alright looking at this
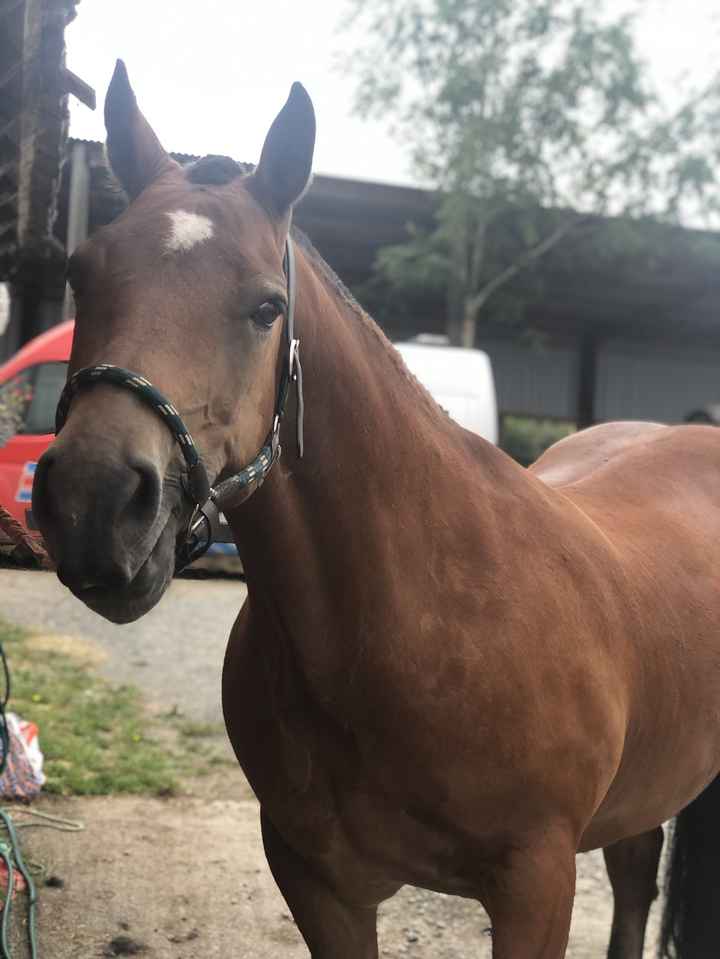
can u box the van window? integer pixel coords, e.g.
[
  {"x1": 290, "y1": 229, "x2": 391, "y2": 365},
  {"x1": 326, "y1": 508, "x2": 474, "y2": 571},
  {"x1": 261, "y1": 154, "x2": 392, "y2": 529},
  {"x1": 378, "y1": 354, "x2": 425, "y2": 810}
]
[{"x1": 0, "y1": 362, "x2": 68, "y2": 441}]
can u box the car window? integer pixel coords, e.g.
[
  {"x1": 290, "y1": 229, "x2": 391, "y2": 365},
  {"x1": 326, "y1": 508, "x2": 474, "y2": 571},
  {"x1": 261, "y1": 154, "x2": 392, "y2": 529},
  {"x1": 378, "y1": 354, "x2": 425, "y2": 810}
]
[
  {"x1": 0, "y1": 362, "x2": 68, "y2": 443},
  {"x1": 0, "y1": 368, "x2": 33, "y2": 447},
  {"x1": 22, "y1": 362, "x2": 68, "y2": 434}
]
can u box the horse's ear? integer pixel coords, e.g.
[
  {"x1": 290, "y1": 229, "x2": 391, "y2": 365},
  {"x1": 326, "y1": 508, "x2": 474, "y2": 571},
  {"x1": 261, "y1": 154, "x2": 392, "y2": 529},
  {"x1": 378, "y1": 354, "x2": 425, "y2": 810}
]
[
  {"x1": 250, "y1": 83, "x2": 316, "y2": 219},
  {"x1": 104, "y1": 60, "x2": 177, "y2": 199}
]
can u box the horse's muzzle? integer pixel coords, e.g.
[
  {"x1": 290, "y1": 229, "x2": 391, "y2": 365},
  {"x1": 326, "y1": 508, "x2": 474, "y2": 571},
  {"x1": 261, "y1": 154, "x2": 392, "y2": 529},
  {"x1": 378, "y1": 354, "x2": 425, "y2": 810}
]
[{"x1": 32, "y1": 441, "x2": 167, "y2": 595}]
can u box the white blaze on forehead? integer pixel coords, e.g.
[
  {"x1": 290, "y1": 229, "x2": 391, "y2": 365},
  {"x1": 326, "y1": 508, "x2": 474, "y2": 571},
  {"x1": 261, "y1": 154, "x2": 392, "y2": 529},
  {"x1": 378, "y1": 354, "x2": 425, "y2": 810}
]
[{"x1": 165, "y1": 210, "x2": 214, "y2": 253}]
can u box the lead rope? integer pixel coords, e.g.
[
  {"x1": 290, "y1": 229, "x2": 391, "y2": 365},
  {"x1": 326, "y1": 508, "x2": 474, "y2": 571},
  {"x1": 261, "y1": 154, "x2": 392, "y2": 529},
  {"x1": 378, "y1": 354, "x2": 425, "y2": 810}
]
[{"x1": 0, "y1": 508, "x2": 51, "y2": 570}]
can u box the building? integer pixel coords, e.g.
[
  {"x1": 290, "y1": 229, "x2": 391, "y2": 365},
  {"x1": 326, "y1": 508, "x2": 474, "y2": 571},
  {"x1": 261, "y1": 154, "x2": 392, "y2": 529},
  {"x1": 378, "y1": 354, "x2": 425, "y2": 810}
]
[{"x1": 4, "y1": 134, "x2": 720, "y2": 436}]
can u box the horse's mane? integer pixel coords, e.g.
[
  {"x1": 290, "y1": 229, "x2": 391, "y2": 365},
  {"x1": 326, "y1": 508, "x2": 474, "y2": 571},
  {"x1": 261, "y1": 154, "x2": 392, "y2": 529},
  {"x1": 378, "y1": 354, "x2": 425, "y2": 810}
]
[
  {"x1": 292, "y1": 228, "x2": 450, "y2": 426},
  {"x1": 185, "y1": 155, "x2": 253, "y2": 184}
]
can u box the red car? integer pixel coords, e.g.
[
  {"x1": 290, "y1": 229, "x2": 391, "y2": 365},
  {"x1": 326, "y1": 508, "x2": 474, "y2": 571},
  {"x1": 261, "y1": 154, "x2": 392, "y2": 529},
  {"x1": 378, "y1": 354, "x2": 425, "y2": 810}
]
[{"x1": 0, "y1": 321, "x2": 72, "y2": 541}]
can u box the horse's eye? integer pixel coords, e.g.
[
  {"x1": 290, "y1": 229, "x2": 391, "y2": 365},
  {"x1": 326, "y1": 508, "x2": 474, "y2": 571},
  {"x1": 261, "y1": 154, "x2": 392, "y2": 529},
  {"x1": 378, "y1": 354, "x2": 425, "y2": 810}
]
[{"x1": 250, "y1": 301, "x2": 282, "y2": 330}]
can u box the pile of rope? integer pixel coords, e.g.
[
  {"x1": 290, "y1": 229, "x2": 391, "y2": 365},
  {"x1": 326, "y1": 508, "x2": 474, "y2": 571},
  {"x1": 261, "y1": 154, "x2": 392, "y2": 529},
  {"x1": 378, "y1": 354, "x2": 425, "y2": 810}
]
[
  {"x1": 0, "y1": 508, "x2": 52, "y2": 570},
  {"x1": 0, "y1": 808, "x2": 84, "y2": 959}
]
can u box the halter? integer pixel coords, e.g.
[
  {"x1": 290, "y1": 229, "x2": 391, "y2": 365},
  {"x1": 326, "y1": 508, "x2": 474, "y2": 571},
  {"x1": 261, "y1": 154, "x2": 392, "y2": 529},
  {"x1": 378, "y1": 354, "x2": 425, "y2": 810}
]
[{"x1": 54, "y1": 235, "x2": 304, "y2": 573}]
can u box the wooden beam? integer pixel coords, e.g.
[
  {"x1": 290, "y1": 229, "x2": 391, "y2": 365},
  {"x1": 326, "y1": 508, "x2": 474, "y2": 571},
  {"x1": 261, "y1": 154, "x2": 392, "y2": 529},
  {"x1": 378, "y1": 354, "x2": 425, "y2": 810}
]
[{"x1": 60, "y1": 67, "x2": 96, "y2": 111}]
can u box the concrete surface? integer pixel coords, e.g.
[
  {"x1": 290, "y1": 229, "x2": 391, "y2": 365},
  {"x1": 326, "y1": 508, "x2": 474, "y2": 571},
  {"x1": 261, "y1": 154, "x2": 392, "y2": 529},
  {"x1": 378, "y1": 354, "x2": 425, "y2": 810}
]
[{"x1": 1, "y1": 568, "x2": 243, "y2": 721}]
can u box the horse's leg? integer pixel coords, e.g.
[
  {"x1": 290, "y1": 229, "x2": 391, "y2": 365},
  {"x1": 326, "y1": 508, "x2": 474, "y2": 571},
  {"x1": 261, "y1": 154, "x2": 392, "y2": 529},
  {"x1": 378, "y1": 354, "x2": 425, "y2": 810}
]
[
  {"x1": 604, "y1": 827, "x2": 664, "y2": 959},
  {"x1": 482, "y1": 833, "x2": 577, "y2": 959},
  {"x1": 260, "y1": 809, "x2": 380, "y2": 959}
]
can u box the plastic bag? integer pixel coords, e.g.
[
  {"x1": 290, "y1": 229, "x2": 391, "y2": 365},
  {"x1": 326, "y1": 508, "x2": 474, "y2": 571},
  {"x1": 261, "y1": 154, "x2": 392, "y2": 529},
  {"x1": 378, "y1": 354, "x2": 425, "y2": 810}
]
[{"x1": 0, "y1": 713, "x2": 45, "y2": 801}]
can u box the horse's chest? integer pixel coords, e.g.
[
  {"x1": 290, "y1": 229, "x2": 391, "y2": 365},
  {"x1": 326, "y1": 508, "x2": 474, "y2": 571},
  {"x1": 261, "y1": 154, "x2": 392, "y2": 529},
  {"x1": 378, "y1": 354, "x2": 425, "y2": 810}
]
[
  {"x1": 225, "y1": 665, "x2": 518, "y2": 898},
  {"x1": 223, "y1": 640, "x2": 478, "y2": 893},
  {"x1": 254, "y1": 741, "x2": 485, "y2": 898}
]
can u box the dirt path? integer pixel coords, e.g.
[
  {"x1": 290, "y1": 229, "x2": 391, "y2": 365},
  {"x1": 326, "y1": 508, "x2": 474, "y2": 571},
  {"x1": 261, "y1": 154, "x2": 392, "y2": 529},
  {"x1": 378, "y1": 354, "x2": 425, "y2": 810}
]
[
  {"x1": 14, "y1": 788, "x2": 662, "y2": 959},
  {"x1": 0, "y1": 569, "x2": 663, "y2": 957}
]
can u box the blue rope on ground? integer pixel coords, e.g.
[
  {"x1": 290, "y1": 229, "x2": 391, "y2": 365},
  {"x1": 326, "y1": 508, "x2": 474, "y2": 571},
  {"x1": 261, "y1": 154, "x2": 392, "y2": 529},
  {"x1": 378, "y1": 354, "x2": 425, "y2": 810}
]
[
  {"x1": 0, "y1": 642, "x2": 11, "y2": 781},
  {"x1": 0, "y1": 810, "x2": 37, "y2": 959}
]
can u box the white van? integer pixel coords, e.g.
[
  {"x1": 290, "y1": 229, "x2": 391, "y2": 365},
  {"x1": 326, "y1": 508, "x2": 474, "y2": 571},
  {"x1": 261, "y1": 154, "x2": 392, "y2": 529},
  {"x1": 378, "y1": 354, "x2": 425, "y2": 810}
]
[{"x1": 394, "y1": 337, "x2": 498, "y2": 444}]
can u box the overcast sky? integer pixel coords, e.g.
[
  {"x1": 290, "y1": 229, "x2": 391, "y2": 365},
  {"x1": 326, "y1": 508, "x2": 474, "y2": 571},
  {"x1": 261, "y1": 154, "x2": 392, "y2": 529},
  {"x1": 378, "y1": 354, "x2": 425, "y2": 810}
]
[{"x1": 66, "y1": 0, "x2": 719, "y2": 187}]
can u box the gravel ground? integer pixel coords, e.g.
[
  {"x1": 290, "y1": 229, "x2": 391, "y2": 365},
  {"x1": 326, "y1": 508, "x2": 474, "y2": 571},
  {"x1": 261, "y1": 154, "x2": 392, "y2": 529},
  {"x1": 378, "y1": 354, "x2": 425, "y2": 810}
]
[{"x1": 0, "y1": 568, "x2": 663, "y2": 957}]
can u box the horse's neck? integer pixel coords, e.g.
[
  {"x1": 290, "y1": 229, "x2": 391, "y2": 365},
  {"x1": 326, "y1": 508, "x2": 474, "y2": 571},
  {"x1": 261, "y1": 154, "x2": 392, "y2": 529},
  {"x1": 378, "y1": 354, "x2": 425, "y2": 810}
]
[{"x1": 227, "y1": 251, "x2": 520, "y2": 680}]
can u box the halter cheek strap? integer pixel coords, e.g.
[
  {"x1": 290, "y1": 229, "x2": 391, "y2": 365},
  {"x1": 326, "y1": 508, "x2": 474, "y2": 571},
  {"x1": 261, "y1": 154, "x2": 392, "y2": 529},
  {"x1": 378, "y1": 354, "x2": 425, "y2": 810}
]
[
  {"x1": 55, "y1": 365, "x2": 212, "y2": 504},
  {"x1": 54, "y1": 234, "x2": 303, "y2": 573}
]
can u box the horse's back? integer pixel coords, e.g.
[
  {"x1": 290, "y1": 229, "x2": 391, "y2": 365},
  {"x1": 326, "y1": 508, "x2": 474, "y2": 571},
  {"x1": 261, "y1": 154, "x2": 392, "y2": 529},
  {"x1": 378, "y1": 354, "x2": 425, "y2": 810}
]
[
  {"x1": 530, "y1": 421, "x2": 666, "y2": 488},
  {"x1": 531, "y1": 420, "x2": 720, "y2": 508}
]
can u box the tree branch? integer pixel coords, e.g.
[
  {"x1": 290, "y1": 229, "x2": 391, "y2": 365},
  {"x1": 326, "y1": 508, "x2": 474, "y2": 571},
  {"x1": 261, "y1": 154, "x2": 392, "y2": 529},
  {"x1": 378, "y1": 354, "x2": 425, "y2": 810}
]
[{"x1": 467, "y1": 213, "x2": 593, "y2": 317}]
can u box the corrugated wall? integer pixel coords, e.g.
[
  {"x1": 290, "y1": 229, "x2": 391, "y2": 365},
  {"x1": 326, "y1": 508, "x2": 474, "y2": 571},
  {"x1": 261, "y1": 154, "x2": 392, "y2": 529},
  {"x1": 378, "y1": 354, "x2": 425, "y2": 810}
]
[
  {"x1": 481, "y1": 339, "x2": 579, "y2": 421},
  {"x1": 596, "y1": 341, "x2": 720, "y2": 423},
  {"x1": 482, "y1": 337, "x2": 720, "y2": 425}
]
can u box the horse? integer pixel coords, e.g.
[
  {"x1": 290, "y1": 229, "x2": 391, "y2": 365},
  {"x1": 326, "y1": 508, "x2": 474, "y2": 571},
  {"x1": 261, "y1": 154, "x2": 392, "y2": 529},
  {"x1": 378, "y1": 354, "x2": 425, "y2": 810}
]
[{"x1": 31, "y1": 61, "x2": 720, "y2": 959}]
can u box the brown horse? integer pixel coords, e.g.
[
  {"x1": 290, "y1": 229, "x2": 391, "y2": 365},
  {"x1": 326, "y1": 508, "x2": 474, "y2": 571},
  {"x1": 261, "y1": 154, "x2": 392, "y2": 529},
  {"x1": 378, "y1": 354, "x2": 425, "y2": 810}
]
[{"x1": 32, "y1": 63, "x2": 720, "y2": 959}]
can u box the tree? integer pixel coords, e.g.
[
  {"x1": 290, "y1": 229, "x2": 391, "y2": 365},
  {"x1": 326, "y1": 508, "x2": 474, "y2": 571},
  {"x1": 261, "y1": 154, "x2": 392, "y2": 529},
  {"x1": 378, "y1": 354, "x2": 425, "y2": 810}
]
[{"x1": 347, "y1": 0, "x2": 720, "y2": 346}]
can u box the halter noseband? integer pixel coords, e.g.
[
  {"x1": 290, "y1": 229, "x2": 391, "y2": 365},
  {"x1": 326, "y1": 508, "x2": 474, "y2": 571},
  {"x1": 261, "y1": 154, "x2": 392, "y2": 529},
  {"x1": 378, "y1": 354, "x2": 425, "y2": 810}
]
[{"x1": 54, "y1": 235, "x2": 303, "y2": 573}]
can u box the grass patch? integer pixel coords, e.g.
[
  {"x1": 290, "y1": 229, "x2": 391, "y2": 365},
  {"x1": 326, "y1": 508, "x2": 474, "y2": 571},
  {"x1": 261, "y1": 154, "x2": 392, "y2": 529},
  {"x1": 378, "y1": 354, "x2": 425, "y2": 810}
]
[
  {"x1": 0, "y1": 619, "x2": 197, "y2": 796},
  {"x1": 178, "y1": 720, "x2": 225, "y2": 739}
]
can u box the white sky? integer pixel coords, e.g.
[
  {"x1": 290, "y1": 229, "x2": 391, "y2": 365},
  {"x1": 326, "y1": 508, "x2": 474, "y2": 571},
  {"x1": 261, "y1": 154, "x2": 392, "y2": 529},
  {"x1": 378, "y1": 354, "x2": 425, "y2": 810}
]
[{"x1": 66, "y1": 0, "x2": 719, "y2": 187}]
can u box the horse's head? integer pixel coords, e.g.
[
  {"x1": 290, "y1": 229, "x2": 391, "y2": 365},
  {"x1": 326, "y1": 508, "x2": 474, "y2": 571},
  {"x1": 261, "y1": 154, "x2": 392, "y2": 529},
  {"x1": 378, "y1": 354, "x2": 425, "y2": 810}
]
[{"x1": 32, "y1": 61, "x2": 315, "y2": 623}]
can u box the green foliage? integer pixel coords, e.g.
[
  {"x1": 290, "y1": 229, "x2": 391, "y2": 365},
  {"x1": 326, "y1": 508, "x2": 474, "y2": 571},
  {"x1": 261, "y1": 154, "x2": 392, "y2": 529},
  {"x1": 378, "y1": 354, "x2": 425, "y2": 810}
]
[
  {"x1": 0, "y1": 372, "x2": 32, "y2": 448},
  {"x1": 501, "y1": 414, "x2": 576, "y2": 467},
  {"x1": 346, "y1": 0, "x2": 720, "y2": 342}
]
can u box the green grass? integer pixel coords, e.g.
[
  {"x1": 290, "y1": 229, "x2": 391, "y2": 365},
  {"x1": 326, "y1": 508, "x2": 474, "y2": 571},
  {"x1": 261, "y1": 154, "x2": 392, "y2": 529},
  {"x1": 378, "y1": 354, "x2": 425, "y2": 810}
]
[
  {"x1": 0, "y1": 619, "x2": 208, "y2": 796},
  {"x1": 178, "y1": 720, "x2": 225, "y2": 739}
]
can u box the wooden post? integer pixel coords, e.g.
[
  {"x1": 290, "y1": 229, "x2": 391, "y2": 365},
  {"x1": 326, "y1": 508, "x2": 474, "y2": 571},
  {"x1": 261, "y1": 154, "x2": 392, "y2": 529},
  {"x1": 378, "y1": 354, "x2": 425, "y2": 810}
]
[
  {"x1": 64, "y1": 141, "x2": 90, "y2": 316},
  {"x1": 576, "y1": 333, "x2": 598, "y2": 429}
]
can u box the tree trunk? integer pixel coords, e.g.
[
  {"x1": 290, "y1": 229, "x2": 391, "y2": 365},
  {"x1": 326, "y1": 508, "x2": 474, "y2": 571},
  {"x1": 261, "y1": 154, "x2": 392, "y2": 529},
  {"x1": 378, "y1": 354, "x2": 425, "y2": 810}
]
[
  {"x1": 460, "y1": 297, "x2": 478, "y2": 349},
  {"x1": 446, "y1": 206, "x2": 489, "y2": 347},
  {"x1": 445, "y1": 256, "x2": 467, "y2": 346},
  {"x1": 450, "y1": 214, "x2": 593, "y2": 350}
]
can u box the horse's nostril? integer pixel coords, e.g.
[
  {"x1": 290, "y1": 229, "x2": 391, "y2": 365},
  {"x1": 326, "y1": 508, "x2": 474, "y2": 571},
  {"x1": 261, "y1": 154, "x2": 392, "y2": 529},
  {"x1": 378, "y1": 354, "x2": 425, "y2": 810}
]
[
  {"x1": 33, "y1": 447, "x2": 166, "y2": 594},
  {"x1": 32, "y1": 447, "x2": 59, "y2": 527},
  {"x1": 125, "y1": 457, "x2": 162, "y2": 522},
  {"x1": 57, "y1": 558, "x2": 132, "y2": 593}
]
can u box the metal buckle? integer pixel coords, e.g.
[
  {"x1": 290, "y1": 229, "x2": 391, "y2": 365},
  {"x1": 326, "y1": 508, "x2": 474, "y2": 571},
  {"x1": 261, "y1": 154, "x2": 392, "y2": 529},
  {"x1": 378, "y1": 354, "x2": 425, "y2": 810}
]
[
  {"x1": 289, "y1": 338, "x2": 300, "y2": 381},
  {"x1": 175, "y1": 497, "x2": 220, "y2": 573}
]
